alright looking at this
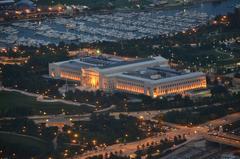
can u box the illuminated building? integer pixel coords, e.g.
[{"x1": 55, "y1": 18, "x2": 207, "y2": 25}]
[
  {"x1": 49, "y1": 55, "x2": 206, "y2": 98},
  {"x1": 45, "y1": 117, "x2": 73, "y2": 131},
  {"x1": 0, "y1": 56, "x2": 29, "y2": 65},
  {"x1": 184, "y1": 88, "x2": 211, "y2": 100}
]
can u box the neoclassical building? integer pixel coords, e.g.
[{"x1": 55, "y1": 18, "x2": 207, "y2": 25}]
[{"x1": 49, "y1": 55, "x2": 206, "y2": 97}]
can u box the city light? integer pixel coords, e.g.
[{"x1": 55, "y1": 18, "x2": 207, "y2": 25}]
[
  {"x1": 92, "y1": 140, "x2": 97, "y2": 145},
  {"x1": 25, "y1": 9, "x2": 31, "y2": 14},
  {"x1": 15, "y1": 11, "x2": 22, "y2": 15}
]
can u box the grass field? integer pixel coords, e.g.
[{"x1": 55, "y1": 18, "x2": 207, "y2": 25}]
[
  {"x1": 0, "y1": 131, "x2": 52, "y2": 157},
  {"x1": 172, "y1": 47, "x2": 234, "y2": 67},
  {"x1": 0, "y1": 91, "x2": 94, "y2": 117}
]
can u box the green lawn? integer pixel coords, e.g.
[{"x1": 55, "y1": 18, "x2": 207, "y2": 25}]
[
  {"x1": 0, "y1": 131, "x2": 52, "y2": 157},
  {"x1": 0, "y1": 91, "x2": 94, "y2": 117},
  {"x1": 172, "y1": 47, "x2": 233, "y2": 67}
]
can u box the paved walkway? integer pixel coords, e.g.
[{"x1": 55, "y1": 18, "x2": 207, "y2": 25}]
[{"x1": 1, "y1": 87, "x2": 96, "y2": 108}]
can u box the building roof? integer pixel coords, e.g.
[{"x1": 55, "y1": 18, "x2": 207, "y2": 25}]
[
  {"x1": 80, "y1": 56, "x2": 123, "y2": 68},
  {"x1": 99, "y1": 57, "x2": 153, "y2": 69},
  {"x1": 115, "y1": 70, "x2": 205, "y2": 85},
  {"x1": 123, "y1": 67, "x2": 184, "y2": 81},
  {"x1": 60, "y1": 60, "x2": 93, "y2": 70},
  {"x1": 97, "y1": 56, "x2": 168, "y2": 73},
  {"x1": 53, "y1": 56, "x2": 168, "y2": 72}
]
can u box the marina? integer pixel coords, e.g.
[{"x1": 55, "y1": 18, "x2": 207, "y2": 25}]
[{"x1": 0, "y1": 0, "x2": 239, "y2": 47}]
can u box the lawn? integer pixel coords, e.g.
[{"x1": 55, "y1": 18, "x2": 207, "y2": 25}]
[
  {"x1": 0, "y1": 131, "x2": 52, "y2": 158},
  {"x1": 172, "y1": 47, "x2": 233, "y2": 67},
  {"x1": 0, "y1": 91, "x2": 94, "y2": 117}
]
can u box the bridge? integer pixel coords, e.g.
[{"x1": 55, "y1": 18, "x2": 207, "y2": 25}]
[{"x1": 204, "y1": 133, "x2": 240, "y2": 148}]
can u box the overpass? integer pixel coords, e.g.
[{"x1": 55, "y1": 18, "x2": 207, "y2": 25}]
[
  {"x1": 204, "y1": 133, "x2": 240, "y2": 148},
  {"x1": 203, "y1": 112, "x2": 240, "y2": 129}
]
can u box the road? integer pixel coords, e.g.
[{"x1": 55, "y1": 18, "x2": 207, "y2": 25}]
[
  {"x1": 203, "y1": 112, "x2": 240, "y2": 128},
  {"x1": 1, "y1": 87, "x2": 240, "y2": 158},
  {"x1": 204, "y1": 133, "x2": 240, "y2": 148},
  {"x1": 111, "y1": 103, "x2": 222, "y2": 122},
  {"x1": 0, "y1": 105, "x2": 116, "y2": 124},
  {"x1": 72, "y1": 112, "x2": 240, "y2": 159},
  {"x1": 74, "y1": 131, "x2": 201, "y2": 159}
]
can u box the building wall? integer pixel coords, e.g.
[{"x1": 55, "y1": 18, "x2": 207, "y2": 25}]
[
  {"x1": 49, "y1": 63, "x2": 60, "y2": 78},
  {"x1": 81, "y1": 68, "x2": 100, "y2": 88},
  {"x1": 110, "y1": 73, "x2": 207, "y2": 98},
  {"x1": 113, "y1": 78, "x2": 145, "y2": 94},
  {"x1": 152, "y1": 75, "x2": 207, "y2": 97},
  {"x1": 49, "y1": 63, "x2": 81, "y2": 81}
]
